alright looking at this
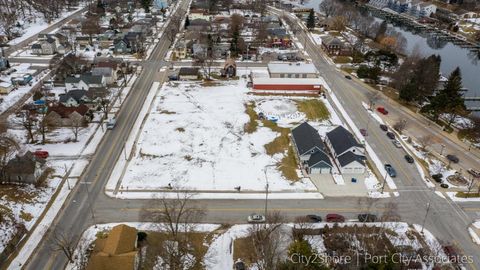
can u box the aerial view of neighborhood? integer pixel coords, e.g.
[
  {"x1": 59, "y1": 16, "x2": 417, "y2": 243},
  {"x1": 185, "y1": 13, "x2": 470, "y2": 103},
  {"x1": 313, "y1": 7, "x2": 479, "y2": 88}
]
[{"x1": 0, "y1": 0, "x2": 480, "y2": 268}]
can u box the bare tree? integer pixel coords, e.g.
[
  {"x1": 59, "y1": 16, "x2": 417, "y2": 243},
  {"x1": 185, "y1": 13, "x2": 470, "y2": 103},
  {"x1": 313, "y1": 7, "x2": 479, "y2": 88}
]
[
  {"x1": 319, "y1": 0, "x2": 339, "y2": 18},
  {"x1": 0, "y1": 136, "x2": 19, "y2": 180},
  {"x1": 248, "y1": 211, "x2": 287, "y2": 270},
  {"x1": 393, "y1": 119, "x2": 407, "y2": 133},
  {"x1": 69, "y1": 112, "x2": 84, "y2": 142},
  {"x1": 51, "y1": 229, "x2": 76, "y2": 263},
  {"x1": 21, "y1": 109, "x2": 36, "y2": 143},
  {"x1": 140, "y1": 190, "x2": 206, "y2": 270},
  {"x1": 292, "y1": 216, "x2": 314, "y2": 241},
  {"x1": 166, "y1": 13, "x2": 183, "y2": 44},
  {"x1": 367, "y1": 91, "x2": 381, "y2": 110},
  {"x1": 418, "y1": 135, "x2": 434, "y2": 151}
]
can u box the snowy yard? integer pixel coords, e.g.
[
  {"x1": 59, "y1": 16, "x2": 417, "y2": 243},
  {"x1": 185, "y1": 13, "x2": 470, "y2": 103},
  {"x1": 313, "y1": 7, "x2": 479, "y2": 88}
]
[
  {"x1": 121, "y1": 79, "x2": 319, "y2": 192},
  {"x1": 67, "y1": 221, "x2": 449, "y2": 270}
]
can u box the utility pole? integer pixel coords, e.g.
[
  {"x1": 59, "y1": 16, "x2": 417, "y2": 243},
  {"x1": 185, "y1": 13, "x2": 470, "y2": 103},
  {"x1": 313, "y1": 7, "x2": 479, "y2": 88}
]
[
  {"x1": 421, "y1": 186, "x2": 435, "y2": 234},
  {"x1": 440, "y1": 144, "x2": 446, "y2": 156},
  {"x1": 381, "y1": 171, "x2": 388, "y2": 194}
]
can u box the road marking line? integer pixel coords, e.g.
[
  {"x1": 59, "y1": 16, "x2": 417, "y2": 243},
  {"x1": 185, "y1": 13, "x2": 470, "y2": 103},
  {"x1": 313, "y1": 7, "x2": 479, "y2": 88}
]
[{"x1": 121, "y1": 207, "x2": 388, "y2": 212}]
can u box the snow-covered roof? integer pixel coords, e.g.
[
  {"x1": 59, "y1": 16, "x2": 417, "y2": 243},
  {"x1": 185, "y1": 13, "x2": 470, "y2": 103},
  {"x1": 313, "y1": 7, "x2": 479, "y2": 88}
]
[
  {"x1": 268, "y1": 62, "x2": 318, "y2": 75},
  {"x1": 0, "y1": 82, "x2": 12, "y2": 87},
  {"x1": 252, "y1": 77, "x2": 324, "y2": 85}
]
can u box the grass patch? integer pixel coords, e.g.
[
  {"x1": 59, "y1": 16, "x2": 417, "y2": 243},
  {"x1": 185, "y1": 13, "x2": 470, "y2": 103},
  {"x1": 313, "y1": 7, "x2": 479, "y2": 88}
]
[
  {"x1": 184, "y1": 155, "x2": 193, "y2": 161},
  {"x1": 333, "y1": 56, "x2": 352, "y2": 64},
  {"x1": 176, "y1": 127, "x2": 185, "y2": 132},
  {"x1": 341, "y1": 67, "x2": 355, "y2": 74},
  {"x1": 295, "y1": 99, "x2": 330, "y2": 121},
  {"x1": 19, "y1": 211, "x2": 33, "y2": 222},
  {"x1": 280, "y1": 146, "x2": 300, "y2": 181},
  {"x1": 244, "y1": 102, "x2": 258, "y2": 134},
  {"x1": 159, "y1": 110, "x2": 176, "y2": 114},
  {"x1": 456, "y1": 192, "x2": 480, "y2": 198},
  {"x1": 263, "y1": 120, "x2": 290, "y2": 156},
  {"x1": 233, "y1": 236, "x2": 256, "y2": 266},
  {"x1": 0, "y1": 185, "x2": 38, "y2": 203}
]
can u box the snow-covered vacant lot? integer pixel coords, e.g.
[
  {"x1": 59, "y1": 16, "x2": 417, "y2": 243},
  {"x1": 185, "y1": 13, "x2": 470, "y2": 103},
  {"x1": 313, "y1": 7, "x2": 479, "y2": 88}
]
[{"x1": 121, "y1": 79, "x2": 321, "y2": 192}]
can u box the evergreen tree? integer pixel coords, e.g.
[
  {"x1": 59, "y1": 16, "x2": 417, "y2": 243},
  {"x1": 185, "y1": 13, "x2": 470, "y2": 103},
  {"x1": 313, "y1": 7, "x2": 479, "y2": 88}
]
[
  {"x1": 141, "y1": 0, "x2": 152, "y2": 13},
  {"x1": 307, "y1": 9, "x2": 316, "y2": 30},
  {"x1": 375, "y1": 20, "x2": 388, "y2": 42},
  {"x1": 399, "y1": 80, "x2": 417, "y2": 102},
  {"x1": 184, "y1": 16, "x2": 190, "y2": 29},
  {"x1": 427, "y1": 67, "x2": 465, "y2": 122}
]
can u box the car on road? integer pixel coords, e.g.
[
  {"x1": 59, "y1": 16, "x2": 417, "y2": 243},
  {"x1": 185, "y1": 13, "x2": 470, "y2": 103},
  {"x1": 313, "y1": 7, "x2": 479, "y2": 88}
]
[
  {"x1": 326, "y1": 214, "x2": 345, "y2": 222},
  {"x1": 377, "y1": 106, "x2": 388, "y2": 115},
  {"x1": 400, "y1": 135, "x2": 409, "y2": 141},
  {"x1": 446, "y1": 154, "x2": 459, "y2": 163},
  {"x1": 384, "y1": 164, "x2": 396, "y2": 177},
  {"x1": 380, "y1": 124, "x2": 388, "y2": 131},
  {"x1": 247, "y1": 213, "x2": 266, "y2": 223},
  {"x1": 467, "y1": 168, "x2": 480, "y2": 178},
  {"x1": 358, "y1": 214, "x2": 377, "y2": 222},
  {"x1": 34, "y1": 150, "x2": 49, "y2": 159},
  {"x1": 106, "y1": 118, "x2": 116, "y2": 129},
  {"x1": 360, "y1": 128, "x2": 367, "y2": 136},
  {"x1": 306, "y1": 215, "x2": 322, "y2": 222},
  {"x1": 392, "y1": 140, "x2": 402, "y2": 148},
  {"x1": 404, "y1": 155, "x2": 414, "y2": 163},
  {"x1": 431, "y1": 173, "x2": 443, "y2": 183},
  {"x1": 386, "y1": 132, "x2": 395, "y2": 140},
  {"x1": 440, "y1": 183, "x2": 449, "y2": 189},
  {"x1": 345, "y1": 75, "x2": 352, "y2": 80}
]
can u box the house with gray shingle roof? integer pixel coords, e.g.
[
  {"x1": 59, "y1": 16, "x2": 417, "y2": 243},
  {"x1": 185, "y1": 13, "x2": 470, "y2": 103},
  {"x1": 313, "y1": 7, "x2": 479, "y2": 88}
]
[
  {"x1": 325, "y1": 126, "x2": 366, "y2": 174},
  {"x1": 291, "y1": 122, "x2": 332, "y2": 174},
  {"x1": 3, "y1": 151, "x2": 46, "y2": 184},
  {"x1": 59, "y1": 89, "x2": 91, "y2": 107},
  {"x1": 65, "y1": 73, "x2": 106, "y2": 91}
]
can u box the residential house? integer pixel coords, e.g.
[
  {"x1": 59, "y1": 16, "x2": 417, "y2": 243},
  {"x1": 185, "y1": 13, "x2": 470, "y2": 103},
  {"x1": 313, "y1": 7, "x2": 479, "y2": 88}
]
[
  {"x1": 192, "y1": 43, "x2": 207, "y2": 58},
  {"x1": 325, "y1": 126, "x2": 366, "y2": 174},
  {"x1": 65, "y1": 74, "x2": 106, "y2": 91},
  {"x1": 123, "y1": 32, "x2": 144, "y2": 53},
  {"x1": 59, "y1": 90, "x2": 92, "y2": 107},
  {"x1": 92, "y1": 67, "x2": 116, "y2": 85},
  {"x1": 213, "y1": 43, "x2": 230, "y2": 58},
  {"x1": 291, "y1": 122, "x2": 332, "y2": 174},
  {"x1": 459, "y1": 11, "x2": 479, "y2": 19},
  {"x1": 31, "y1": 36, "x2": 58, "y2": 55},
  {"x1": 388, "y1": 0, "x2": 412, "y2": 13},
  {"x1": 187, "y1": 18, "x2": 211, "y2": 31},
  {"x1": 0, "y1": 82, "x2": 14, "y2": 94},
  {"x1": 411, "y1": 2, "x2": 437, "y2": 17},
  {"x1": 321, "y1": 36, "x2": 350, "y2": 56},
  {"x1": 221, "y1": 58, "x2": 236, "y2": 77},
  {"x1": 178, "y1": 67, "x2": 199, "y2": 80},
  {"x1": 267, "y1": 28, "x2": 291, "y2": 48},
  {"x1": 76, "y1": 36, "x2": 91, "y2": 47},
  {"x1": 268, "y1": 62, "x2": 318, "y2": 78},
  {"x1": 114, "y1": 38, "x2": 131, "y2": 54},
  {"x1": 86, "y1": 224, "x2": 138, "y2": 270},
  {"x1": 173, "y1": 41, "x2": 188, "y2": 59},
  {"x1": 2, "y1": 152, "x2": 46, "y2": 185},
  {"x1": 189, "y1": 9, "x2": 211, "y2": 20},
  {"x1": 46, "y1": 104, "x2": 91, "y2": 126}
]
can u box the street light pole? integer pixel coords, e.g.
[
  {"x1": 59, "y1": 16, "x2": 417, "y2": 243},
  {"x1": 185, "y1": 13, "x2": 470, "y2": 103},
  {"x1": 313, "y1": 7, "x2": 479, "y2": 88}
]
[
  {"x1": 381, "y1": 171, "x2": 388, "y2": 194},
  {"x1": 440, "y1": 144, "x2": 445, "y2": 156},
  {"x1": 421, "y1": 186, "x2": 435, "y2": 234}
]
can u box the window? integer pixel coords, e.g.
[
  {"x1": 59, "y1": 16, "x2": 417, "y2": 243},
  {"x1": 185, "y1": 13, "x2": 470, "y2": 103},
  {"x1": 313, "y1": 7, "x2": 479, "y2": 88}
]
[
  {"x1": 280, "y1": 74, "x2": 285, "y2": 78},
  {"x1": 302, "y1": 74, "x2": 307, "y2": 78},
  {"x1": 288, "y1": 74, "x2": 292, "y2": 78},
  {"x1": 295, "y1": 74, "x2": 299, "y2": 78}
]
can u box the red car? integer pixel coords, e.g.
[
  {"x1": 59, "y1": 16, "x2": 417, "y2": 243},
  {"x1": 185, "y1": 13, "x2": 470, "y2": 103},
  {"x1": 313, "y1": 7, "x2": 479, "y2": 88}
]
[
  {"x1": 360, "y1": 128, "x2": 367, "y2": 136},
  {"x1": 377, "y1": 106, "x2": 388, "y2": 115},
  {"x1": 34, "y1": 150, "x2": 49, "y2": 159},
  {"x1": 326, "y1": 213, "x2": 345, "y2": 223}
]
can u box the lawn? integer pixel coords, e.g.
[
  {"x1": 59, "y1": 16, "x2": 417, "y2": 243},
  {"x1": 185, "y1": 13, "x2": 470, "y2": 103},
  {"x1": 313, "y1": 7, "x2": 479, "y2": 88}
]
[
  {"x1": 333, "y1": 56, "x2": 352, "y2": 64},
  {"x1": 295, "y1": 99, "x2": 330, "y2": 121},
  {"x1": 456, "y1": 192, "x2": 480, "y2": 198},
  {"x1": 244, "y1": 102, "x2": 258, "y2": 134}
]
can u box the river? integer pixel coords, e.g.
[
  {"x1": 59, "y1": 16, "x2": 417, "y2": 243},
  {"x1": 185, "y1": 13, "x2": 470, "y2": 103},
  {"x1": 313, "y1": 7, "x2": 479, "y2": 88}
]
[{"x1": 300, "y1": 0, "x2": 480, "y2": 108}]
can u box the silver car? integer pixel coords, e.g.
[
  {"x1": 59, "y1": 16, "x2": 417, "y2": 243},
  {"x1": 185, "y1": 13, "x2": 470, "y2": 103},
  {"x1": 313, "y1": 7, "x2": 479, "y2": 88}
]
[{"x1": 247, "y1": 213, "x2": 266, "y2": 223}]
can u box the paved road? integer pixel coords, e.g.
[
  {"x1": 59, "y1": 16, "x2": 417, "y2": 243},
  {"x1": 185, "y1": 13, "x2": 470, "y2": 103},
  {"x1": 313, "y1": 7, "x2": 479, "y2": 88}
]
[
  {"x1": 18, "y1": 1, "x2": 190, "y2": 269},
  {"x1": 269, "y1": 6, "x2": 480, "y2": 269},
  {"x1": 2, "y1": 7, "x2": 87, "y2": 58},
  {"x1": 11, "y1": 4, "x2": 479, "y2": 270}
]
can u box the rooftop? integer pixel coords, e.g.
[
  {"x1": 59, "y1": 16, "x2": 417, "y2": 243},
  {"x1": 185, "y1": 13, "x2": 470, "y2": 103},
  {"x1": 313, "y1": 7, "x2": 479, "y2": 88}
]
[{"x1": 268, "y1": 62, "x2": 318, "y2": 75}]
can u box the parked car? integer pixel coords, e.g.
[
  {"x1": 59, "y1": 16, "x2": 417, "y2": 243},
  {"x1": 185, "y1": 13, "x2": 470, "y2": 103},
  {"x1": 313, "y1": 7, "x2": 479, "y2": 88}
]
[
  {"x1": 431, "y1": 173, "x2": 443, "y2": 183},
  {"x1": 377, "y1": 106, "x2": 388, "y2": 115},
  {"x1": 234, "y1": 260, "x2": 246, "y2": 270},
  {"x1": 446, "y1": 154, "x2": 459, "y2": 163},
  {"x1": 306, "y1": 215, "x2": 322, "y2": 222},
  {"x1": 247, "y1": 213, "x2": 266, "y2": 223},
  {"x1": 440, "y1": 183, "x2": 449, "y2": 189},
  {"x1": 386, "y1": 132, "x2": 395, "y2": 140},
  {"x1": 107, "y1": 118, "x2": 116, "y2": 129},
  {"x1": 360, "y1": 128, "x2": 367, "y2": 136},
  {"x1": 358, "y1": 214, "x2": 377, "y2": 222},
  {"x1": 168, "y1": 74, "x2": 179, "y2": 81},
  {"x1": 326, "y1": 213, "x2": 345, "y2": 222},
  {"x1": 384, "y1": 164, "x2": 396, "y2": 177},
  {"x1": 34, "y1": 150, "x2": 49, "y2": 159},
  {"x1": 400, "y1": 135, "x2": 409, "y2": 141},
  {"x1": 345, "y1": 75, "x2": 352, "y2": 80},
  {"x1": 404, "y1": 155, "x2": 414, "y2": 163},
  {"x1": 380, "y1": 124, "x2": 388, "y2": 131},
  {"x1": 392, "y1": 140, "x2": 402, "y2": 148},
  {"x1": 467, "y1": 168, "x2": 480, "y2": 178}
]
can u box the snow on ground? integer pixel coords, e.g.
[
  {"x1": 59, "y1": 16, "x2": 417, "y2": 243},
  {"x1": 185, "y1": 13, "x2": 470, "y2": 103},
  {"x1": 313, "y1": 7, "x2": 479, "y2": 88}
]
[
  {"x1": 469, "y1": 221, "x2": 480, "y2": 245},
  {"x1": 121, "y1": 80, "x2": 316, "y2": 192},
  {"x1": 311, "y1": 33, "x2": 322, "y2": 46},
  {"x1": 446, "y1": 192, "x2": 480, "y2": 202},
  {"x1": 5, "y1": 5, "x2": 84, "y2": 45},
  {"x1": 71, "y1": 221, "x2": 445, "y2": 269}
]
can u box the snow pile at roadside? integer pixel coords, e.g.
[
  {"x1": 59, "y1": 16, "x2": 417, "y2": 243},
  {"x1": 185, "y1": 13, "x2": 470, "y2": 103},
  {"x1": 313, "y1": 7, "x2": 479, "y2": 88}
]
[{"x1": 468, "y1": 221, "x2": 480, "y2": 245}]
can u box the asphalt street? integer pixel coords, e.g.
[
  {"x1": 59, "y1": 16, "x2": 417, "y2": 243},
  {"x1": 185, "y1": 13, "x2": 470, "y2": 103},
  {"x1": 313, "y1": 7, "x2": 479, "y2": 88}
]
[
  {"x1": 269, "y1": 7, "x2": 480, "y2": 269},
  {"x1": 7, "y1": 3, "x2": 479, "y2": 270}
]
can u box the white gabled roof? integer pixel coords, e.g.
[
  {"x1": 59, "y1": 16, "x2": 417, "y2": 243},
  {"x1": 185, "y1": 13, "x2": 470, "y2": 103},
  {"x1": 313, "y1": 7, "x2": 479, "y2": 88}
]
[
  {"x1": 252, "y1": 77, "x2": 325, "y2": 85},
  {"x1": 268, "y1": 62, "x2": 318, "y2": 75}
]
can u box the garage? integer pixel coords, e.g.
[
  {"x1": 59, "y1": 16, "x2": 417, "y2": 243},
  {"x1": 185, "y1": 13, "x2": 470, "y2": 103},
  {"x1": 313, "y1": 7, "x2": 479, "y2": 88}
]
[{"x1": 310, "y1": 166, "x2": 331, "y2": 174}]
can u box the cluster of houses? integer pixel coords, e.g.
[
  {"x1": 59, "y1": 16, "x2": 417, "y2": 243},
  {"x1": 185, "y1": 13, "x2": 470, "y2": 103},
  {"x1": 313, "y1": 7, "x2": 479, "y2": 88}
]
[
  {"x1": 251, "y1": 62, "x2": 325, "y2": 92},
  {"x1": 291, "y1": 122, "x2": 366, "y2": 176}
]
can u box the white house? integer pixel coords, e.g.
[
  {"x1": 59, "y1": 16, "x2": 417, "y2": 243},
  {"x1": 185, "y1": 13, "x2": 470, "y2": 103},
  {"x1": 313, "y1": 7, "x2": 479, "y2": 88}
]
[
  {"x1": 65, "y1": 74, "x2": 106, "y2": 91},
  {"x1": 325, "y1": 126, "x2": 366, "y2": 174}
]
